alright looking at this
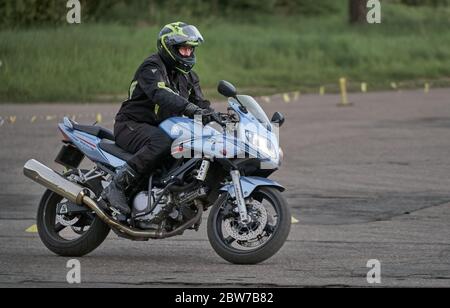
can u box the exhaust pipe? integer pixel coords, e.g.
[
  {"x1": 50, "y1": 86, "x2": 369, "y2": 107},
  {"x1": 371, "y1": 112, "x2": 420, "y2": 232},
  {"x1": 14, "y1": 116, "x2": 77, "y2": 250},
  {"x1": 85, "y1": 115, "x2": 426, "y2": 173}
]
[
  {"x1": 24, "y1": 159, "x2": 86, "y2": 205},
  {"x1": 23, "y1": 159, "x2": 203, "y2": 239}
]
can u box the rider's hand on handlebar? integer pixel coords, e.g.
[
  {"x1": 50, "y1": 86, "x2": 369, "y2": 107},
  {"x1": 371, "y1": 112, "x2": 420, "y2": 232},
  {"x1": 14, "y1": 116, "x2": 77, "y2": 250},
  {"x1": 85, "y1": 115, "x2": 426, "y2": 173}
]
[
  {"x1": 183, "y1": 103, "x2": 203, "y2": 118},
  {"x1": 184, "y1": 103, "x2": 225, "y2": 127},
  {"x1": 194, "y1": 109, "x2": 213, "y2": 125}
]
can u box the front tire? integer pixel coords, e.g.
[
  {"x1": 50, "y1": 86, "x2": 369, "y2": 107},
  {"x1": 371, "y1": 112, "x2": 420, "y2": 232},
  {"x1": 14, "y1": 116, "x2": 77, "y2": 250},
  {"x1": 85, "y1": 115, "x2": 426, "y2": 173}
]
[{"x1": 207, "y1": 187, "x2": 291, "y2": 264}]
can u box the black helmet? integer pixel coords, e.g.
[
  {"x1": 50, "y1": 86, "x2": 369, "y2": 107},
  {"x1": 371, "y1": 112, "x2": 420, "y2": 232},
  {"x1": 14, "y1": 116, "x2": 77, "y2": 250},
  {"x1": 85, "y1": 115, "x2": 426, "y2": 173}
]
[{"x1": 157, "y1": 22, "x2": 204, "y2": 74}]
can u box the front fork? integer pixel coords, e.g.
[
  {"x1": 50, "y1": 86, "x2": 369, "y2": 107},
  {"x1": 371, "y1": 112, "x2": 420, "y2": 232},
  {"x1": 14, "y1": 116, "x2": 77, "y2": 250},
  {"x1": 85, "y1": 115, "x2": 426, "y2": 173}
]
[{"x1": 230, "y1": 170, "x2": 250, "y2": 224}]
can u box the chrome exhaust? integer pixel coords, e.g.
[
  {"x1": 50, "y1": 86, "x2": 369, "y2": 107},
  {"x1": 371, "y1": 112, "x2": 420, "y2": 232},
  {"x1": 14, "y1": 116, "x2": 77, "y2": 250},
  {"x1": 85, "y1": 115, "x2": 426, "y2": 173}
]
[
  {"x1": 24, "y1": 159, "x2": 86, "y2": 205},
  {"x1": 23, "y1": 159, "x2": 203, "y2": 239}
]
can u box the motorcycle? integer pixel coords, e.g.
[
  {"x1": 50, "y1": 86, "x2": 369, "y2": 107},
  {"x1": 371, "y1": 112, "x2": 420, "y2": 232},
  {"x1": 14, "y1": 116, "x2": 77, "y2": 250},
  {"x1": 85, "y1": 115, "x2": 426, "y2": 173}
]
[{"x1": 23, "y1": 81, "x2": 291, "y2": 264}]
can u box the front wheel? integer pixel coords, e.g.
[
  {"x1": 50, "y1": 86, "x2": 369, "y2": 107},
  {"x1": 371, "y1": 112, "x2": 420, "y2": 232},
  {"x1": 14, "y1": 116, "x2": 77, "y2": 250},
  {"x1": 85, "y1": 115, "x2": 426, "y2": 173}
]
[{"x1": 207, "y1": 187, "x2": 291, "y2": 264}]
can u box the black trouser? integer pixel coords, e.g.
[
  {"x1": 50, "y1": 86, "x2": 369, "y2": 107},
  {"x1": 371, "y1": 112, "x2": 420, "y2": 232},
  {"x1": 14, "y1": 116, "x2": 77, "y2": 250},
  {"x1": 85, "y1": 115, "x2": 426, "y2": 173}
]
[{"x1": 114, "y1": 121, "x2": 172, "y2": 175}]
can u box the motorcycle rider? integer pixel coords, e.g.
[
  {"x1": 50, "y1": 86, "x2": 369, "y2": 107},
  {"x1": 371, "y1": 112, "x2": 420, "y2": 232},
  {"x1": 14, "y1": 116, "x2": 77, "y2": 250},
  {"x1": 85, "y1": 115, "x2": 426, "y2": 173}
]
[{"x1": 103, "y1": 22, "x2": 214, "y2": 215}]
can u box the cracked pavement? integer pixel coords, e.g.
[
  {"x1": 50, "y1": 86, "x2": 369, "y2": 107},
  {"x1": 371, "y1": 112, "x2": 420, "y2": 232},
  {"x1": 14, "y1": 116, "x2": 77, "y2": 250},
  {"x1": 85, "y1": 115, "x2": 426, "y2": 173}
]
[{"x1": 0, "y1": 89, "x2": 449, "y2": 287}]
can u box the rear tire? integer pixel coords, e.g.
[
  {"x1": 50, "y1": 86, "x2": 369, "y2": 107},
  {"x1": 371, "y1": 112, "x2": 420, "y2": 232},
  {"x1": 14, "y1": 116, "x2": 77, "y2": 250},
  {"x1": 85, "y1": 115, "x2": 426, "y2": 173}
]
[
  {"x1": 37, "y1": 190, "x2": 110, "y2": 257},
  {"x1": 36, "y1": 170, "x2": 110, "y2": 257}
]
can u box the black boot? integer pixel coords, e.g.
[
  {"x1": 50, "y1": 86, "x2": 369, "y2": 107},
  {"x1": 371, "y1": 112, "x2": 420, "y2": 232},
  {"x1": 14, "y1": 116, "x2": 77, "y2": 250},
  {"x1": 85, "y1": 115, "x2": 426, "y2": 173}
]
[{"x1": 102, "y1": 164, "x2": 138, "y2": 215}]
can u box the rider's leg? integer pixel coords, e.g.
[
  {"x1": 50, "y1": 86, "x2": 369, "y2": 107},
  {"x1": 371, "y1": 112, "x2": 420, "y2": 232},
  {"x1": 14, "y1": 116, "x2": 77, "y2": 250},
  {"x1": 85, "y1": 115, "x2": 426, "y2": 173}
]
[
  {"x1": 103, "y1": 121, "x2": 172, "y2": 214},
  {"x1": 101, "y1": 163, "x2": 137, "y2": 214},
  {"x1": 114, "y1": 121, "x2": 173, "y2": 174}
]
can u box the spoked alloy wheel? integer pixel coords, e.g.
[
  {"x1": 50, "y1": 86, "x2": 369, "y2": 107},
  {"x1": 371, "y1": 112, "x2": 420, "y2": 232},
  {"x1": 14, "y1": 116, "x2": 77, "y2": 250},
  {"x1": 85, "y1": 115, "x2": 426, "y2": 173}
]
[
  {"x1": 36, "y1": 171, "x2": 110, "y2": 257},
  {"x1": 207, "y1": 187, "x2": 291, "y2": 264}
]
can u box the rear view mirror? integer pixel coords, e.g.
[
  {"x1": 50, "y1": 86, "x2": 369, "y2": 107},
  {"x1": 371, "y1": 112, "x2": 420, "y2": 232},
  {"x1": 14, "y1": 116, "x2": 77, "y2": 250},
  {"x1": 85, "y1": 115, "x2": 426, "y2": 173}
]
[
  {"x1": 271, "y1": 112, "x2": 285, "y2": 127},
  {"x1": 218, "y1": 80, "x2": 237, "y2": 98}
]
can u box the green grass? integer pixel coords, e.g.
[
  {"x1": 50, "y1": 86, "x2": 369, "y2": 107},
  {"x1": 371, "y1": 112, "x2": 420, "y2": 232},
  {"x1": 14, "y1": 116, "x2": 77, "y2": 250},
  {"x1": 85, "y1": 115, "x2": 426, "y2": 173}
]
[{"x1": 1, "y1": 3, "x2": 450, "y2": 102}]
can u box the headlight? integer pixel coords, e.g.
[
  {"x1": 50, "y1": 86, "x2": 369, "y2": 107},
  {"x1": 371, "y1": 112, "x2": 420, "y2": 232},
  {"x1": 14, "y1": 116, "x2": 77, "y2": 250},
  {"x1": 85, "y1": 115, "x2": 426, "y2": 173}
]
[{"x1": 245, "y1": 131, "x2": 277, "y2": 159}]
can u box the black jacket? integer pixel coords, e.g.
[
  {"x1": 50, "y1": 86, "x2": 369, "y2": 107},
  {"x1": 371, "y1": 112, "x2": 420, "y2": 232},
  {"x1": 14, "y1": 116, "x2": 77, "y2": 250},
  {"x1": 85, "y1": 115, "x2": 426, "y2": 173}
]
[{"x1": 116, "y1": 53, "x2": 210, "y2": 125}]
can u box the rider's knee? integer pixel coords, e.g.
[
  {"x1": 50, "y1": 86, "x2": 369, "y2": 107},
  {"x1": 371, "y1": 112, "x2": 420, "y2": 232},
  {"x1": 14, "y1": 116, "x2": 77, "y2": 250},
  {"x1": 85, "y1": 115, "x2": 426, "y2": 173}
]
[{"x1": 146, "y1": 131, "x2": 172, "y2": 155}]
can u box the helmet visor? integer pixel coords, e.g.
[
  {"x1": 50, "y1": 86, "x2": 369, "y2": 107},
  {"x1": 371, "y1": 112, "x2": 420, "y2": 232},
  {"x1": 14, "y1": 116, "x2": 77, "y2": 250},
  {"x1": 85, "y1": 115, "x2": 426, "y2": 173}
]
[{"x1": 168, "y1": 25, "x2": 204, "y2": 46}]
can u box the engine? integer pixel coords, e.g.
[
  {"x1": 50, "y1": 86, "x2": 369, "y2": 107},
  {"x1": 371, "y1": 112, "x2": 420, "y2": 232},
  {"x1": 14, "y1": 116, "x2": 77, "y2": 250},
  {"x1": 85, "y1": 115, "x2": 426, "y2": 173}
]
[{"x1": 131, "y1": 185, "x2": 208, "y2": 228}]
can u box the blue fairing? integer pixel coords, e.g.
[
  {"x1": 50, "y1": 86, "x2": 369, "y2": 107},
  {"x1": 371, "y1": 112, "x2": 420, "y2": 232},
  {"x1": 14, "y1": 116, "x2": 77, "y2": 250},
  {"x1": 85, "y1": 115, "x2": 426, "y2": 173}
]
[
  {"x1": 219, "y1": 176, "x2": 285, "y2": 199},
  {"x1": 159, "y1": 117, "x2": 218, "y2": 139},
  {"x1": 58, "y1": 123, "x2": 127, "y2": 168}
]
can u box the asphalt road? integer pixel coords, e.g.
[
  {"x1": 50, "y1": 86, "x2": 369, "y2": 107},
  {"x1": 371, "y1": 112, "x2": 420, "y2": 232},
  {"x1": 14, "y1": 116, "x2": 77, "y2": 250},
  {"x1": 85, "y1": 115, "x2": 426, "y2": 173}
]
[{"x1": 0, "y1": 89, "x2": 449, "y2": 287}]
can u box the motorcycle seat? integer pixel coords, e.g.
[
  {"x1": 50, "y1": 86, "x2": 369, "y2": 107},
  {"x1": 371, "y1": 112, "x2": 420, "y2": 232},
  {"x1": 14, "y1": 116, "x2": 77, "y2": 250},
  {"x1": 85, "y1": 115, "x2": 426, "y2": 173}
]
[
  {"x1": 70, "y1": 120, "x2": 115, "y2": 141},
  {"x1": 99, "y1": 139, "x2": 134, "y2": 162}
]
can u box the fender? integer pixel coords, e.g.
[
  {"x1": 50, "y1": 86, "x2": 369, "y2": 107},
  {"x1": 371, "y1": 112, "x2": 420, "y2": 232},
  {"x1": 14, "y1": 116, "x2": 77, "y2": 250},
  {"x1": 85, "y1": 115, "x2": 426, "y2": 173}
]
[{"x1": 219, "y1": 176, "x2": 285, "y2": 199}]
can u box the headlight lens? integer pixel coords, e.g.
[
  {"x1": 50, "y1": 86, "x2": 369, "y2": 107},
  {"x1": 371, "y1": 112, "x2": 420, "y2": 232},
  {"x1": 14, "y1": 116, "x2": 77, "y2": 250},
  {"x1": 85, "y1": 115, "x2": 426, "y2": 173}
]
[{"x1": 245, "y1": 130, "x2": 277, "y2": 159}]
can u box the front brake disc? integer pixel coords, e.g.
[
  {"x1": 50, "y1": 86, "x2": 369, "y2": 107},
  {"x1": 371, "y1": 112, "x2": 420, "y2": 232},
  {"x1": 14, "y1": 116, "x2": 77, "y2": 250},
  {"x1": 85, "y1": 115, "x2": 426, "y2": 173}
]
[{"x1": 224, "y1": 201, "x2": 268, "y2": 241}]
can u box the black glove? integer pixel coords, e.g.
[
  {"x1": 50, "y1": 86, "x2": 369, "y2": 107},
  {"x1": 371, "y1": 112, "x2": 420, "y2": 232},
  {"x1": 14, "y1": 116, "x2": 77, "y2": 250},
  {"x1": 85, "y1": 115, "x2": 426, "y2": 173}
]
[
  {"x1": 183, "y1": 103, "x2": 202, "y2": 118},
  {"x1": 200, "y1": 111, "x2": 225, "y2": 127},
  {"x1": 196, "y1": 109, "x2": 214, "y2": 126},
  {"x1": 183, "y1": 103, "x2": 224, "y2": 126},
  {"x1": 183, "y1": 103, "x2": 210, "y2": 125}
]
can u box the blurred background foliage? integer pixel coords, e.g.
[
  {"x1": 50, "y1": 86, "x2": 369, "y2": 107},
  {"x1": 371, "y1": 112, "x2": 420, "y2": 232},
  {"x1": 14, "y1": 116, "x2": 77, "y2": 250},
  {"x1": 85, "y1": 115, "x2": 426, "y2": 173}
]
[
  {"x1": 2, "y1": 0, "x2": 449, "y2": 28},
  {"x1": 0, "y1": 0, "x2": 449, "y2": 102}
]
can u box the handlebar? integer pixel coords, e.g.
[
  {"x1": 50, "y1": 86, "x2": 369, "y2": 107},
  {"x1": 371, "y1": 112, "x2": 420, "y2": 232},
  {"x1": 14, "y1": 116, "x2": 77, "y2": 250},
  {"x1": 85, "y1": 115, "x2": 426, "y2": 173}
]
[
  {"x1": 199, "y1": 111, "x2": 229, "y2": 127},
  {"x1": 210, "y1": 112, "x2": 227, "y2": 127}
]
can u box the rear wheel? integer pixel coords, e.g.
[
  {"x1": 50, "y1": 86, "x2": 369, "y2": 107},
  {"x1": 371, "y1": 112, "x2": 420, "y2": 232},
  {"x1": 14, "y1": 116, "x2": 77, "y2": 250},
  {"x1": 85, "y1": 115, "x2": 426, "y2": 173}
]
[
  {"x1": 207, "y1": 187, "x2": 291, "y2": 264},
  {"x1": 36, "y1": 170, "x2": 110, "y2": 257}
]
